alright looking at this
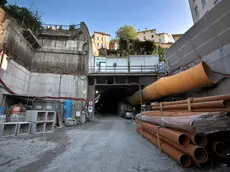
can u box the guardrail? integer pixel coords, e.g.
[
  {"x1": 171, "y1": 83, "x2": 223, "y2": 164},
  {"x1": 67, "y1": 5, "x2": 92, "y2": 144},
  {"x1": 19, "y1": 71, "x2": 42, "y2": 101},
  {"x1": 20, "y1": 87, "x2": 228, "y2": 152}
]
[
  {"x1": 41, "y1": 24, "x2": 81, "y2": 31},
  {"x1": 89, "y1": 65, "x2": 165, "y2": 73}
]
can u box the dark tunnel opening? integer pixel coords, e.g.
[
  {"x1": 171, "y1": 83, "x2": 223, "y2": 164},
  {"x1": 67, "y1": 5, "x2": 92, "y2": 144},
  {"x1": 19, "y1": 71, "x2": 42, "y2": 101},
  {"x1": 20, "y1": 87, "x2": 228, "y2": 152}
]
[{"x1": 95, "y1": 86, "x2": 139, "y2": 116}]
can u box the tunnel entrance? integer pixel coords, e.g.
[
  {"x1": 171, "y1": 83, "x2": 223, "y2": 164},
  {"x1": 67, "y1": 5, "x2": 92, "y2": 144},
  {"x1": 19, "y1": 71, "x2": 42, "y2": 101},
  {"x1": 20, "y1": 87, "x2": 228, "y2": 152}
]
[{"x1": 95, "y1": 85, "x2": 139, "y2": 116}]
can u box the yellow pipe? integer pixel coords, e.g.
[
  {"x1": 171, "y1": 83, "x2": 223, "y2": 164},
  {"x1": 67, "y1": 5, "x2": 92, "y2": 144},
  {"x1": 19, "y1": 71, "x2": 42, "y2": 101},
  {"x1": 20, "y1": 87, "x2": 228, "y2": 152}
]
[{"x1": 130, "y1": 62, "x2": 219, "y2": 105}]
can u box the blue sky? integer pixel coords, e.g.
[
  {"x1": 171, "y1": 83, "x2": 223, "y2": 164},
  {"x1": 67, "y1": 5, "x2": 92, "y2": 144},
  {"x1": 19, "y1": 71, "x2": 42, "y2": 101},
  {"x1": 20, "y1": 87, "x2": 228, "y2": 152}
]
[{"x1": 7, "y1": 0, "x2": 193, "y2": 38}]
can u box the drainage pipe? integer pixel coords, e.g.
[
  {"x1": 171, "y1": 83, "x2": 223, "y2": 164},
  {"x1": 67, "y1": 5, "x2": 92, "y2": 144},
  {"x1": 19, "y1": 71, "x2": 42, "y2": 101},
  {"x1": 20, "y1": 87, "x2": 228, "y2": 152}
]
[
  {"x1": 137, "y1": 121, "x2": 190, "y2": 146},
  {"x1": 130, "y1": 62, "x2": 222, "y2": 105},
  {"x1": 136, "y1": 127, "x2": 191, "y2": 168},
  {"x1": 139, "y1": 125, "x2": 208, "y2": 163},
  {"x1": 212, "y1": 141, "x2": 229, "y2": 158},
  {"x1": 152, "y1": 93, "x2": 230, "y2": 107},
  {"x1": 151, "y1": 100, "x2": 230, "y2": 111}
]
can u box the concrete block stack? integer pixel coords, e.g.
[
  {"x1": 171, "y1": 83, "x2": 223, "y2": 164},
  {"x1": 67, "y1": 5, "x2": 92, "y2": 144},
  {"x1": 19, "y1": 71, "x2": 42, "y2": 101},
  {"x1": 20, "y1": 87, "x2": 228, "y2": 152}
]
[
  {"x1": 0, "y1": 116, "x2": 31, "y2": 137},
  {"x1": 25, "y1": 110, "x2": 56, "y2": 134},
  {"x1": 16, "y1": 122, "x2": 31, "y2": 136},
  {"x1": 0, "y1": 122, "x2": 18, "y2": 137}
]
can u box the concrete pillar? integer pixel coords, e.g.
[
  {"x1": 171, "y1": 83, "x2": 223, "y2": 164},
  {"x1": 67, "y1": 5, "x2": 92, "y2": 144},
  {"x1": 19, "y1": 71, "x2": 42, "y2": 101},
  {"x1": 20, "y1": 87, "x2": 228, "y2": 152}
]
[{"x1": 87, "y1": 85, "x2": 95, "y2": 120}]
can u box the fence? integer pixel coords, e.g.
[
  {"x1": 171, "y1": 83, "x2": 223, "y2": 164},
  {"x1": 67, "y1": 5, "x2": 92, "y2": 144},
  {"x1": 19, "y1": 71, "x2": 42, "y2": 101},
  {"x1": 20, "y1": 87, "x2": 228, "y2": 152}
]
[{"x1": 89, "y1": 65, "x2": 165, "y2": 73}]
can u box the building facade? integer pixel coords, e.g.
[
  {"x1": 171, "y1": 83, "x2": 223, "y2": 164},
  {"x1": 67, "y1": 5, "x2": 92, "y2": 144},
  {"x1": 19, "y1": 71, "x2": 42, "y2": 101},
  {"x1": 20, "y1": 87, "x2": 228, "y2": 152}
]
[
  {"x1": 188, "y1": 0, "x2": 223, "y2": 23},
  {"x1": 92, "y1": 32, "x2": 110, "y2": 50},
  {"x1": 109, "y1": 40, "x2": 119, "y2": 50},
  {"x1": 137, "y1": 28, "x2": 175, "y2": 44}
]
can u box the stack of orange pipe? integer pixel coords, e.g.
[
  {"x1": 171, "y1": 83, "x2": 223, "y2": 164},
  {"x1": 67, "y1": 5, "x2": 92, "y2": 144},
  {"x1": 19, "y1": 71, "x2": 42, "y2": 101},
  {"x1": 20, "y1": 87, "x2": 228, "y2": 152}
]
[
  {"x1": 151, "y1": 94, "x2": 230, "y2": 113},
  {"x1": 136, "y1": 94, "x2": 230, "y2": 169}
]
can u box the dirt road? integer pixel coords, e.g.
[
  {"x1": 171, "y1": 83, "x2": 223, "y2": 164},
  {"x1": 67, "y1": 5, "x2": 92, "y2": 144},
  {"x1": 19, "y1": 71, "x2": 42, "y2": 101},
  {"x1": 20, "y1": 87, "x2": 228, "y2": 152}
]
[{"x1": 0, "y1": 116, "x2": 228, "y2": 172}]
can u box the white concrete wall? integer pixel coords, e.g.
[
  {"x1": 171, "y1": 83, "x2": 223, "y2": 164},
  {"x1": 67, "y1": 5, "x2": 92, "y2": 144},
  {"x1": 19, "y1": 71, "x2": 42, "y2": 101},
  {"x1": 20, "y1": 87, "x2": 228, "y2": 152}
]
[
  {"x1": 106, "y1": 58, "x2": 128, "y2": 72},
  {"x1": 29, "y1": 73, "x2": 87, "y2": 98},
  {"x1": 1, "y1": 60, "x2": 30, "y2": 94}
]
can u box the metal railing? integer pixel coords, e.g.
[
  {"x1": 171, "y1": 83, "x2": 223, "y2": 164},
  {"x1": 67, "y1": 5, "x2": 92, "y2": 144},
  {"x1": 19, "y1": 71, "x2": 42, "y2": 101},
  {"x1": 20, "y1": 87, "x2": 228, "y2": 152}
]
[
  {"x1": 89, "y1": 65, "x2": 165, "y2": 73},
  {"x1": 42, "y1": 24, "x2": 81, "y2": 31}
]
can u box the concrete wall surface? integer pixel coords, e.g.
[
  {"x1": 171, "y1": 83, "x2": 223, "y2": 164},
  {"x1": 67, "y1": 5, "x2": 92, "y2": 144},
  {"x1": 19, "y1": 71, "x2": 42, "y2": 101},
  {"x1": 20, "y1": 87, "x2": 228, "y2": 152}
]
[
  {"x1": 1, "y1": 60, "x2": 30, "y2": 95},
  {"x1": 166, "y1": 0, "x2": 230, "y2": 73},
  {"x1": 0, "y1": 9, "x2": 34, "y2": 70},
  {"x1": 29, "y1": 73, "x2": 87, "y2": 98},
  {"x1": 165, "y1": 0, "x2": 230, "y2": 97},
  {"x1": 187, "y1": 43, "x2": 230, "y2": 97},
  {"x1": 33, "y1": 22, "x2": 93, "y2": 74}
]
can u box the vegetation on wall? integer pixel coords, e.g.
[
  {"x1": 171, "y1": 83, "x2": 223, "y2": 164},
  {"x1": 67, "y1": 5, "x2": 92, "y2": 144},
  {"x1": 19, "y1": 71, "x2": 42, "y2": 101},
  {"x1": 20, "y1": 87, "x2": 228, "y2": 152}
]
[
  {"x1": 153, "y1": 46, "x2": 166, "y2": 62},
  {"x1": 2, "y1": 1, "x2": 42, "y2": 35},
  {"x1": 69, "y1": 24, "x2": 76, "y2": 31},
  {"x1": 114, "y1": 24, "x2": 167, "y2": 61}
]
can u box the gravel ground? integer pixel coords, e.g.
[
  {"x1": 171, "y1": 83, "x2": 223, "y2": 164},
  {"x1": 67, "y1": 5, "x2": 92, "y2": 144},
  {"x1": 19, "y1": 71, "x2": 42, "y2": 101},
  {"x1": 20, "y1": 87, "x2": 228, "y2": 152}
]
[{"x1": 0, "y1": 116, "x2": 229, "y2": 172}]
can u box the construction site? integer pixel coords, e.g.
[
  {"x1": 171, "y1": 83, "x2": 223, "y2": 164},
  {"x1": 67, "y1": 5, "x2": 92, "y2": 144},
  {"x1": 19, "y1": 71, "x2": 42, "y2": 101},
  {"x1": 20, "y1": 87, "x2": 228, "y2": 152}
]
[{"x1": 0, "y1": 0, "x2": 230, "y2": 171}]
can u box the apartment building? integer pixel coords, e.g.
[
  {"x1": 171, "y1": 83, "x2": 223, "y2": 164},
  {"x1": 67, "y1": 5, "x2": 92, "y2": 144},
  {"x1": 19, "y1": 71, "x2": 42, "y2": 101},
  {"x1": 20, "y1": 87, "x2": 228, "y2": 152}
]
[
  {"x1": 188, "y1": 0, "x2": 223, "y2": 23},
  {"x1": 92, "y1": 32, "x2": 111, "y2": 50},
  {"x1": 137, "y1": 28, "x2": 175, "y2": 44}
]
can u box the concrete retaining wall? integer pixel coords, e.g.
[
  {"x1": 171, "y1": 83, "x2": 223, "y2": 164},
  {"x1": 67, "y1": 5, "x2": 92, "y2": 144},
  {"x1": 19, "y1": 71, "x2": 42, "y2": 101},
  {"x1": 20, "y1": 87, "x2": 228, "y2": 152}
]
[
  {"x1": 1, "y1": 60, "x2": 30, "y2": 94},
  {"x1": 29, "y1": 73, "x2": 87, "y2": 98},
  {"x1": 165, "y1": 0, "x2": 230, "y2": 97},
  {"x1": 166, "y1": 0, "x2": 230, "y2": 72}
]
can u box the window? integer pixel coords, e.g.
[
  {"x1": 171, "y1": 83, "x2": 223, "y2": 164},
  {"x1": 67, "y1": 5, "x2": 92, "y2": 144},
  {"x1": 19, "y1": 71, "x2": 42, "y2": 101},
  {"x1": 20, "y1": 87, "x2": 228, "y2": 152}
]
[
  {"x1": 151, "y1": 35, "x2": 154, "y2": 38},
  {"x1": 97, "y1": 37, "x2": 100, "y2": 40},
  {"x1": 96, "y1": 43, "x2": 100, "y2": 46},
  {"x1": 201, "y1": 0, "x2": 206, "y2": 8},
  {"x1": 194, "y1": 6, "x2": 199, "y2": 17},
  {"x1": 151, "y1": 30, "x2": 153, "y2": 33},
  {"x1": 143, "y1": 32, "x2": 145, "y2": 34},
  {"x1": 144, "y1": 36, "x2": 146, "y2": 40},
  {"x1": 101, "y1": 37, "x2": 104, "y2": 41}
]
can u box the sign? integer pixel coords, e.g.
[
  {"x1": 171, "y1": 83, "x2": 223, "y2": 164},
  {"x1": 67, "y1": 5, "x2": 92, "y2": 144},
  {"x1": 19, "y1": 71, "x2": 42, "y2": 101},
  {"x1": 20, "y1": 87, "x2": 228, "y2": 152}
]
[
  {"x1": 88, "y1": 106, "x2": 93, "y2": 113},
  {"x1": 89, "y1": 101, "x2": 93, "y2": 106},
  {"x1": 76, "y1": 111, "x2": 81, "y2": 117}
]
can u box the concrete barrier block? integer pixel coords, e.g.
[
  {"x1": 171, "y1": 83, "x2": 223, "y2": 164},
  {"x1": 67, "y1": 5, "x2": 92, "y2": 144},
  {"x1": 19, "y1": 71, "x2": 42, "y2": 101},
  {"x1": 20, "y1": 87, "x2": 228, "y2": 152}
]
[
  {"x1": 30, "y1": 122, "x2": 45, "y2": 134},
  {"x1": 46, "y1": 112, "x2": 56, "y2": 122},
  {"x1": 45, "y1": 122, "x2": 54, "y2": 132},
  {"x1": 17, "y1": 122, "x2": 31, "y2": 136},
  {"x1": 0, "y1": 122, "x2": 17, "y2": 137},
  {"x1": 25, "y1": 111, "x2": 46, "y2": 122}
]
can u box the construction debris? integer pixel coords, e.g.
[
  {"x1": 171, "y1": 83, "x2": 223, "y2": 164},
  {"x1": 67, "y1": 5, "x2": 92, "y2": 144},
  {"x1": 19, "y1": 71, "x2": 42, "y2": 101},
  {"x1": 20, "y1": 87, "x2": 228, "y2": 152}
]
[{"x1": 136, "y1": 94, "x2": 230, "y2": 169}]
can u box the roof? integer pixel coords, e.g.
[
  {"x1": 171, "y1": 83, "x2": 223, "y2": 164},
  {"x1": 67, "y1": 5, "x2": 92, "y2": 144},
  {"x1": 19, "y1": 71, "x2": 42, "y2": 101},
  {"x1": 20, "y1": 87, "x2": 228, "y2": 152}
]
[
  {"x1": 94, "y1": 32, "x2": 111, "y2": 36},
  {"x1": 172, "y1": 34, "x2": 183, "y2": 38},
  {"x1": 137, "y1": 29, "x2": 156, "y2": 33}
]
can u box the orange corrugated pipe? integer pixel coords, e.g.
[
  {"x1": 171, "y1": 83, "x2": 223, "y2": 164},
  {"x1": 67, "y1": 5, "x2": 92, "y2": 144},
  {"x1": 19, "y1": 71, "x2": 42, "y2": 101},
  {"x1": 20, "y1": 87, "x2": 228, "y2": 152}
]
[{"x1": 130, "y1": 62, "x2": 221, "y2": 105}]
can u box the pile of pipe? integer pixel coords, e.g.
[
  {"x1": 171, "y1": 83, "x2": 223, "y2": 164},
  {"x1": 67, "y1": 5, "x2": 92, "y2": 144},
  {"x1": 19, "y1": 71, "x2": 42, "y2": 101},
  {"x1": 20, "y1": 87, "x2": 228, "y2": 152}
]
[{"x1": 136, "y1": 94, "x2": 230, "y2": 170}]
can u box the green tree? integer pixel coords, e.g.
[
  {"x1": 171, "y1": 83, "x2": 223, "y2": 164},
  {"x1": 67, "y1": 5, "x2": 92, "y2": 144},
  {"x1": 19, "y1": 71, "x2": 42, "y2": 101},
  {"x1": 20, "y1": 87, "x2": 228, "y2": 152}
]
[
  {"x1": 69, "y1": 24, "x2": 76, "y2": 31},
  {"x1": 116, "y1": 25, "x2": 137, "y2": 40},
  {"x1": 3, "y1": 5, "x2": 42, "y2": 35},
  {"x1": 99, "y1": 48, "x2": 107, "y2": 57},
  {"x1": 0, "y1": 0, "x2": 7, "y2": 7},
  {"x1": 153, "y1": 46, "x2": 166, "y2": 62}
]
